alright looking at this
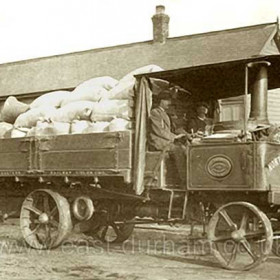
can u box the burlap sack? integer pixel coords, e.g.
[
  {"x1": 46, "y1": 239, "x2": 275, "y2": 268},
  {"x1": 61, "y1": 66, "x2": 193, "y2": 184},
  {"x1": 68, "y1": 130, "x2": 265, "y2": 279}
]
[
  {"x1": 90, "y1": 100, "x2": 133, "y2": 121},
  {"x1": 107, "y1": 65, "x2": 163, "y2": 100},
  {"x1": 1, "y1": 96, "x2": 30, "y2": 124},
  {"x1": 35, "y1": 121, "x2": 70, "y2": 136},
  {"x1": 61, "y1": 86, "x2": 108, "y2": 106},
  {"x1": 26, "y1": 127, "x2": 36, "y2": 137},
  {"x1": 119, "y1": 65, "x2": 163, "y2": 83},
  {"x1": 83, "y1": 122, "x2": 109, "y2": 133},
  {"x1": 108, "y1": 118, "x2": 130, "y2": 132},
  {"x1": 48, "y1": 101, "x2": 95, "y2": 122},
  {"x1": 14, "y1": 107, "x2": 56, "y2": 128},
  {"x1": 71, "y1": 120, "x2": 91, "y2": 134},
  {"x1": 74, "y1": 76, "x2": 118, "y2": 91},
  {"x1": 11, "y1": 127, "x2": 30, "y2": 138},
  {"x1": 107, "y1": 80, "x2": 135, "y2": 100},
  {"x1": 0, "y1": 122, "x2": 13, "y2": 138},
  {"x1": 30, "y1": 90, "x2": 70, "y2": 109}
]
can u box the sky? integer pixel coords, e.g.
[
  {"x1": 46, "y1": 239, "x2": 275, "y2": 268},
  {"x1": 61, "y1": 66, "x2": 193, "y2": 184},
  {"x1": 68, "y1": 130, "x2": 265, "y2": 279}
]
[{"x1": 0, "y1": 0, "x2": 279, "y2": 64}]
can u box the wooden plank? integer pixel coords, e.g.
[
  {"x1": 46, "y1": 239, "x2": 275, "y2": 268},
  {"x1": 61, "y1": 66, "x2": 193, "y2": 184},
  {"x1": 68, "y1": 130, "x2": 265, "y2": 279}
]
[
  {"x1": 117, "y1": 149, "x2": 132, "y2": 168},
  {"x1": 0, "y1": 138, "x2": 31, "y2": 171},
  {"x1": 37, "y1": 131, "x2": 132, "y2": 151},
  {"x1": 0, "y1": 153, "x2": 30, "y2": 170},
  {"x1": 40, "y1": 149, "x2": 119, "y2": 170},
  {"x1": 0, "y1": 138, "x2": 30, "y2": 153}
]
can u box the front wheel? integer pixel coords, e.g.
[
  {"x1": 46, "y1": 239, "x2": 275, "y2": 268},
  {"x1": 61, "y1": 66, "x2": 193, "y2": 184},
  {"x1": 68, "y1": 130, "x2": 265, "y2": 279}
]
[{"x1": 208, "y1": 202, "x2": 273, "y2": 271}]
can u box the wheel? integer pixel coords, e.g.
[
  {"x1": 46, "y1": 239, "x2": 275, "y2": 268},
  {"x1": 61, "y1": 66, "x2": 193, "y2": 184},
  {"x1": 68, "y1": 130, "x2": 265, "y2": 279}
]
[
  {"x1": 208, "y1": 202, "x2": 273, "y2": 271},
  {"x1": 20, "y1": 189, "x2": 72, "y2": 249},
  {"x1": 92, "y1": 222, "x2": 135, "y2": 244}
]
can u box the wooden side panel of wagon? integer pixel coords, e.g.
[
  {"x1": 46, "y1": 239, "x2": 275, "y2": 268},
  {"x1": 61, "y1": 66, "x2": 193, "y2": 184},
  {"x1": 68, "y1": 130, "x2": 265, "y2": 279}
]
[
  {"x1": 0, "y1": 138, "x2": 32, "y2": 175},
  {"x1": 35, "y1": 131, "x2": 133, "y2": 182}
]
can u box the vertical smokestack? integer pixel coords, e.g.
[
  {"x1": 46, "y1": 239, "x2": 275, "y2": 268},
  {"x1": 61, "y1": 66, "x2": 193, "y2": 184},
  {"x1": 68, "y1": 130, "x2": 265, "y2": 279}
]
[
  {"x1": 249, "y1": 61, "x2": 271, "y2": 124},
  {"x1": 152, "y1": 5, "x2": 169, "y2": 43}
]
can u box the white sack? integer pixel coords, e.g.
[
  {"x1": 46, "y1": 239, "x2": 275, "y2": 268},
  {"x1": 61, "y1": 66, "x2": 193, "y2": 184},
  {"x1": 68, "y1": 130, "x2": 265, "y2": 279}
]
[
  {"x1": 1, "y1": 96, "x2": 29, "y2": 124},
  {"x1": 108, "y1": 118, "x2": 130, "y2": 132},
  {"x1": 75, "y1": 76, "x2": 118, "y2": 91},
  {"x1": 26, "y1": 127, "x2": 36, "y2": 137},
  {"x1": 71, "y1": 120, "x2": 91, "y2": 134},
  {"x1": 61, "y1": 86, "x2": 108, "y2": 106},
  {"x1": 14, "y1": 107, "x2": 56, "y2": 128},
  {"x1": 48, "y1": 101, "x2": 95, "y2": 122},
  {"x1": 11, "y1": 127, "x2": 30, "y2": 138},
  {"x1": 83, "y1": 122, "x2": 109, "y2": 133},
  {"x1": 0, "y1": 122, "x2": 13, "y2": 138},
  {"x1": 107, "y1": 80, "x2": 135, "y2": 100},
  {"x1": 90, "y1": 99, "x2": 132, "y2": 121},
  {"x1": 35, "y1": 121, "x2": 70, "y2": 136},
  {"x1": 120, "y1": 65, "x2": 163, "y2": 83},
  {"x1": 30, "y1": 90, "x2": 70, "y2": 109}
]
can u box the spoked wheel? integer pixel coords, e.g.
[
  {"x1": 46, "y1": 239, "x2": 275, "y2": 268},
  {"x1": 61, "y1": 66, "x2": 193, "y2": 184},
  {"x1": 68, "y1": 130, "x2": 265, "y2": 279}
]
[
  {"x1": 93, "y1": 222, "x2": 135, "y2": 244},
  {"x1": 208, "y1": 202, "x2": 273, "y2": 270},
  {"x1": 20, "y1": 189, "x2": 72, "y2": 249}
]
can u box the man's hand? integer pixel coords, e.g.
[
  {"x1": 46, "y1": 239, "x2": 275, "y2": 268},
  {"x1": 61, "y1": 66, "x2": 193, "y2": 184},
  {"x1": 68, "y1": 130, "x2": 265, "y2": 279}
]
[{"x1": 174, "y1": 133, "x2": 186, "y2": 139}]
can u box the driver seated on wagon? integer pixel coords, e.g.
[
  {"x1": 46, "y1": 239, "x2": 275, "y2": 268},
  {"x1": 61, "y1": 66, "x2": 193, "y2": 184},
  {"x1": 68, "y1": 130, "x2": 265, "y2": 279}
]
[{"x1": 148, "y1": 90, "x2": 190, "y2": 185}]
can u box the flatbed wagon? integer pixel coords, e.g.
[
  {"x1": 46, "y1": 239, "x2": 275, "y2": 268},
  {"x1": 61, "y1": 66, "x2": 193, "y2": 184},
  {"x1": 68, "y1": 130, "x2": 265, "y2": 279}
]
[{"x1": 2, "y1": 55, "x2": 280, "y2": 270}]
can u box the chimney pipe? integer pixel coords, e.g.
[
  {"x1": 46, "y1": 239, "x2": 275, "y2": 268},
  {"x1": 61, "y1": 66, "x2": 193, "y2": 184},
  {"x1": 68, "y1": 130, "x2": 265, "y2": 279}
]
[
  {"x1": 248, "y1": 61, "x2": 271, "y2": 124},
  {"x1": 152, "y1": 5, "x2": 169, "y2": 43}
]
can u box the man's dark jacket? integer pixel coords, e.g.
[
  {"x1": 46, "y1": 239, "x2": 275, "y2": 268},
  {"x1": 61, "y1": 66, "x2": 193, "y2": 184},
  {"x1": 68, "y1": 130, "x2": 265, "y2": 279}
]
[{"x1": 148, "y1": 107, "x2": 176, "y2": 151}]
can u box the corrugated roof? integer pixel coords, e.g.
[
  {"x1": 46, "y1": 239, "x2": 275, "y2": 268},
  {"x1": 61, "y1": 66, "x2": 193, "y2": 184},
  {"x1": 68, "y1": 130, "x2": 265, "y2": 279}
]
[{"x1": 0, "y1": 22, "x2": 278, "y2": 97}]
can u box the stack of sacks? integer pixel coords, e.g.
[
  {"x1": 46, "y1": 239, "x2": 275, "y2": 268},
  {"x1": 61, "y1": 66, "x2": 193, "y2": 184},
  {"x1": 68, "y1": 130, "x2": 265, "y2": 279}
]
[
  {"x1": 88, "y1": 65, "x2": 163, "y2": 132},
  {"x1": 1, "y1": 96, "x2": 30, "y2": 124},
  {"x1": 0, "y1": 66, "x2": 164, "y2": 137}
]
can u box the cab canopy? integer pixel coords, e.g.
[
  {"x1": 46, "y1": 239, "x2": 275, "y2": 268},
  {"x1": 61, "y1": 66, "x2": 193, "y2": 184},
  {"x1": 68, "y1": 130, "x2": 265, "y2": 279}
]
[
  {"x1": 135, "y1": 54, "x2": 280, "y2": 101},
  {"x1": 133, "y1": 55, "x2": 280, "y2": 195}
]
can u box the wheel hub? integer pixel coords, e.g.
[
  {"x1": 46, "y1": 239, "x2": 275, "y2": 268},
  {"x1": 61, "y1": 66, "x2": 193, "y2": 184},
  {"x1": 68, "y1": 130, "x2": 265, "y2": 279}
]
[
  {"x1": 231, "y1": 229, "x2": 245, "y2": 241},
  {"x1": 38, "y1": 212, "x2": 49, "y2": 224}
]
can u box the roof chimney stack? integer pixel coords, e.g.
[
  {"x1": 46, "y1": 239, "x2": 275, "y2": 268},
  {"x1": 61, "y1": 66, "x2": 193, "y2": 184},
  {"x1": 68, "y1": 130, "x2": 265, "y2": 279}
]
[{"x1": 152, "y1": 5, "x2": 169, "y2": 43}]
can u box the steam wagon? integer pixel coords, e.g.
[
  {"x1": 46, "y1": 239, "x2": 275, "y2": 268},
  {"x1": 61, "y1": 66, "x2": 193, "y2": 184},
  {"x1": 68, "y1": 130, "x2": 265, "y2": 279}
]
[{"x1": 1, "y1": 55, "x2": 280, "y2": 271}]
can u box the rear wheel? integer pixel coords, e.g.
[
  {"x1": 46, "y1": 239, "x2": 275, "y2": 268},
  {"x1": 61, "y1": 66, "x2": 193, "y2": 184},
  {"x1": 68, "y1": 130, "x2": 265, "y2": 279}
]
[
  {"x1": 91, "y1": 222, "x2": 135, "y2": 244},
  {"x1": 20, "y1": 189, "x2": 72, "y2": 249},
  {"x1": 208, "y1": 202, "x2": 273, "y2": 270}
]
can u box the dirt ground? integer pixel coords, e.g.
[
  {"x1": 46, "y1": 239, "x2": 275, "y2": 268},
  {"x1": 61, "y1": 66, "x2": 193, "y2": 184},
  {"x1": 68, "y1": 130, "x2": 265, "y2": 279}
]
[{"x1": 0, "y1": 220, "x2": 280, "y2": 280}]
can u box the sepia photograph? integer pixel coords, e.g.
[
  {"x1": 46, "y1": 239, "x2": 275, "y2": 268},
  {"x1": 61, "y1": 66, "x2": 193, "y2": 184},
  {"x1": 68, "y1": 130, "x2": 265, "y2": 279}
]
[{"x1": 0, "y1": 0, "x2": 280, "y2": 279}]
